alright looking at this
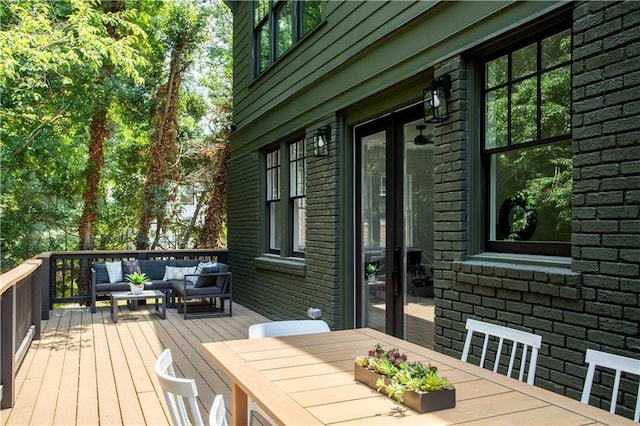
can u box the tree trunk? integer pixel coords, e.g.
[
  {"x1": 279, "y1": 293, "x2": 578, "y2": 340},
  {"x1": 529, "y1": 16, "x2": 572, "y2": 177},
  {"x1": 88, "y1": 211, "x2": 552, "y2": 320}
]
[
  {"x1": 136, "y1": 51, "x2": 182, "y2": 249},
  {"x1": 78, "y1": 109, "x2": 109, "y2": 250},
  {"x1": 197, "y1": 137, "x2": 229, "y2": 248},
  {"x1": 77, "y1": 0, "x2": 124, "y2": 251}
]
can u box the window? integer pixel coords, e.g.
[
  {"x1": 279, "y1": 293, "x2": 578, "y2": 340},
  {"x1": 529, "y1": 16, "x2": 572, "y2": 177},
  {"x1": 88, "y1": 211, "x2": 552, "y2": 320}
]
[
  {"x1": 482, "y1": 27, "x2": 572, "y2": 257},
  {"x1": 266, "y1": 149, "x2": 281, "y2": 253},
  {"x1": 253, "y1": 0, "x2": 322, "y2": 75},
  {"x1": 290, "y1": 140, "x2": 307, "y2": 255},
  {"x1": 265, "y1": 137, "x2": 307, "y2": 257}
]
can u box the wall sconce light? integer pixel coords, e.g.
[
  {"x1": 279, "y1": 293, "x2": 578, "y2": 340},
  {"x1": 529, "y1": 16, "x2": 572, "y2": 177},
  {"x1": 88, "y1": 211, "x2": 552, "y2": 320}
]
[
  {"x1": 315, "y1": 125, "x2": 331, "y2": 157},
  {"x1": 423, "y1": 74, "x2": 451, "y2": 123}
]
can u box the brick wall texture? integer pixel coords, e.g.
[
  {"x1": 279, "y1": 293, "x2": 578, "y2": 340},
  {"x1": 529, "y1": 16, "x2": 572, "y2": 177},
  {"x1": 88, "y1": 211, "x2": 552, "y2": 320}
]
[
  {"x1": 433, "y1": 1, "x2": 640, "y2": 419},
  {"x1": 227, "y1": 119, "x2": 341, "y2": 328}
]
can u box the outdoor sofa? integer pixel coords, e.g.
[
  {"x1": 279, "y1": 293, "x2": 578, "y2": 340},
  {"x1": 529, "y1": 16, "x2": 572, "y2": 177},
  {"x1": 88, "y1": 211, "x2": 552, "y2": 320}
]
[{"x1": 91, "y1": 258, "x2": 232, "y2": 319}]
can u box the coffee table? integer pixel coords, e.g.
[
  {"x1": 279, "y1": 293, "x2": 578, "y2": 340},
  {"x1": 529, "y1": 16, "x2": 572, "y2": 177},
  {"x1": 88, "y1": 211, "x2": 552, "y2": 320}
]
[{"x1": 110, "y1": 289, "x2": 166, "y2": 323}]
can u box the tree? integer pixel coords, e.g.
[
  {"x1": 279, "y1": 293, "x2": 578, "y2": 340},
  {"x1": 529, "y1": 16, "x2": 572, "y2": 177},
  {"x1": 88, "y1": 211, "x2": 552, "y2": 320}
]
[
  {"x1": 0, "y1": 0, "x2": 145, "y2": 267},
  {"x1": 136, "y1": 1, "x2": 211, "y2": 249}
]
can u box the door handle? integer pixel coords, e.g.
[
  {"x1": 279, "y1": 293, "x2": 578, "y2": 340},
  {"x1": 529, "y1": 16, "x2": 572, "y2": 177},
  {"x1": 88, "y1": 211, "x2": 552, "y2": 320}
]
[{"x1": 393, "y1": 245, "x2": 401, "y2": 295}]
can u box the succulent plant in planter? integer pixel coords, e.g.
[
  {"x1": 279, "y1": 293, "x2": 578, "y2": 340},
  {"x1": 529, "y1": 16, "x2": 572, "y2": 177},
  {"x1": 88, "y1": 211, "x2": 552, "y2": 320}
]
[
  {"x1": 354, "y1": 344, "x2": 455, "y2": 412},
  {"x1": 126, "y1": 272, "x2": 150, "y2": 294}
]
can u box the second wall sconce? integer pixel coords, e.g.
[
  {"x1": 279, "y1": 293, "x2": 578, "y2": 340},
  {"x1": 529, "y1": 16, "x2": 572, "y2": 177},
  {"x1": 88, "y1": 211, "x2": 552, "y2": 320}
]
[
  {"x1": 315, "y1": 125, "x2": 331, "y2": 156},
  {"x1": 423, "y1": 74, "x2": 451, "y2": 123}
]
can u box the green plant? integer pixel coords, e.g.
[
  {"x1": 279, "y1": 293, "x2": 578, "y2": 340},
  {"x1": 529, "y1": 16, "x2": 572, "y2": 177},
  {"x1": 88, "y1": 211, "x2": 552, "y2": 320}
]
[
  {"x1": 355, "y1": 344, "x2": 454, "y2": 403},
  {"x1": 366, "y1": 263, "x2": 377, "y2": 275},
  {"x1": 125, "y1": 272, "x2": 150, "y2": 286}
]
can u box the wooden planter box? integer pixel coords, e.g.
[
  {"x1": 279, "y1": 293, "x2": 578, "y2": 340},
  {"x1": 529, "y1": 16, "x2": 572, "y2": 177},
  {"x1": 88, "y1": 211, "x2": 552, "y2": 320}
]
[{"x1": 354, "y1": 364, "x2": 456, "y2": 413}]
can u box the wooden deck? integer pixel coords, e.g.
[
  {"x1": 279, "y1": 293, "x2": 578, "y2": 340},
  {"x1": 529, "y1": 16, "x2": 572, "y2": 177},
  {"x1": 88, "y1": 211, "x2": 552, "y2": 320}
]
[{"x1": 1, "y1": 302, "x2": 269, "y2": 425}]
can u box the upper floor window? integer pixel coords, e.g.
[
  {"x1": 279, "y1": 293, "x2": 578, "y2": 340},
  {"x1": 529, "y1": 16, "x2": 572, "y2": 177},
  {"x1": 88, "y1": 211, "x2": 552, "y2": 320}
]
[
  {"x1": 482, "y1": 26, "x2": 572, "y2": 257},
  {"x1": 253, "y1": 0, "x2": 322, "y2": 75}
]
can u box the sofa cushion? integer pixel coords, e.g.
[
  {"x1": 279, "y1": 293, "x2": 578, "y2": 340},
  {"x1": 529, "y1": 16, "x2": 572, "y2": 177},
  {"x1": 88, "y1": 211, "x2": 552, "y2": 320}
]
[
  {"x1": 167, "y1": 259, "x2": 201, "y2": 268},
  {"x1": 106, "y1": 261, "x2": 123, "y2": 284},
  {"x1": 194, "y1": 264, "x2": 220, "y2": 288},
  {"x1": 96, "y1": 282, "x2": 129, "y2": 292},
  {"x1": 122, "y1": 260, "x2": 141, "y2": 277},
  {"x1": 93, "y1": 262, "x2": 110, "y2": 284},
  {"x1": 163, "y1": 265, "x2": 196, "y2": 281},
  {"x1": 138, "y1": 260, "x2": 166, "y2": 280}
]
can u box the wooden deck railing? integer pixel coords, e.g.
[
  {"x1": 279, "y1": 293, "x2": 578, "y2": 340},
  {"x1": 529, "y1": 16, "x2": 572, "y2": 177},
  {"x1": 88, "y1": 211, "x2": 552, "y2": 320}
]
[{"x1": 0, "y1": 259, "x2": 43, "y2": 409}]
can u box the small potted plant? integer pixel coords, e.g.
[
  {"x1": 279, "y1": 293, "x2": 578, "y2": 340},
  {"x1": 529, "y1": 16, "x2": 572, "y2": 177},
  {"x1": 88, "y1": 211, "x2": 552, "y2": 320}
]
[
  {"x1": 366, "y1": 263, "x2": 377, "y2": 283},
  {"x1": 125, "y1": 272, "x2": 149, "y2": 295},
  {"x1": 354, "y1": 344, "x2": 455, "y2": 413}
]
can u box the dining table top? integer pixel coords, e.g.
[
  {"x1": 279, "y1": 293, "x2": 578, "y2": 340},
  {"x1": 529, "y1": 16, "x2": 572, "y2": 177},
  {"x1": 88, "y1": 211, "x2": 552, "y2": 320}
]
[{"x1": 202, "y1": 327, "x2": 635, "y2": 425}]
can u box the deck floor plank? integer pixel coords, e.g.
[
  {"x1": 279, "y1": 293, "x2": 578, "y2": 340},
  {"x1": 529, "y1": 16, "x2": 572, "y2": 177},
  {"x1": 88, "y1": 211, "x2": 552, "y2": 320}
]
[
  {"x1": 2, "y1": 301, "x2": 435, "y2": 425},
  {"x1": 2, "y1": 302, "x2": 269, "y2": 425}
]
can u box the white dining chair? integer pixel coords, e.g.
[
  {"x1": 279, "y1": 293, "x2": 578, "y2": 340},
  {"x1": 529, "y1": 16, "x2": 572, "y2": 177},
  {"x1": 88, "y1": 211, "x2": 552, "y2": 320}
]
[
  {"x1": 581, "y1": 348, "x2": 640, "y2": 422},
  {"x1": 461, "y1": 318, "x2": 542, "y2": 385},
  {"x1": 248, "y1": 319, "x2": 330, "y2": 338},
  {"x1": 245, "y1": 319, "x2": 330, "y2": 425},
  {"x1": 155, "y1": 348, "x2": 228, "y2": 426}
]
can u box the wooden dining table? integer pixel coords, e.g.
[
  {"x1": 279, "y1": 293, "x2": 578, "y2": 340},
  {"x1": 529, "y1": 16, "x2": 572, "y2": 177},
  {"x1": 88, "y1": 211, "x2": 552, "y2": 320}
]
[{"x1": 202, "y1": 327, "x2": 635, "y2": 425}]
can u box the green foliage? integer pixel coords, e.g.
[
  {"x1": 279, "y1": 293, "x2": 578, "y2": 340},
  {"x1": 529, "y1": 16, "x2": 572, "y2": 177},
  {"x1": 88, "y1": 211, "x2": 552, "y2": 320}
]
[
  {"x1": 1, "y1": 0, "x2": 234, "y2": 270},
  {"x1": 125, "y1": 272, "x2": 149, "y2": 285}
]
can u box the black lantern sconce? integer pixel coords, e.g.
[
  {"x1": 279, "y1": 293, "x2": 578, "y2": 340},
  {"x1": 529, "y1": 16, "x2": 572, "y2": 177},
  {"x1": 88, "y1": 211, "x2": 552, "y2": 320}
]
[
  {"x1": 315, "y1": 125, "x2": 331, "y2": 157},
  {"x1": 423, "y1": 74, "x2": 451, "y2": 123}
]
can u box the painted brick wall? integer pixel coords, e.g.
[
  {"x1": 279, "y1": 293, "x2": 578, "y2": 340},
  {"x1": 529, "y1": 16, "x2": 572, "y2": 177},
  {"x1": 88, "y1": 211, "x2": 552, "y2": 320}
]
[
  {"x1": 227, "y1": 119, "x2": 341, "y2": 327},
  {"x1": 433, "y1": 1, "x2": 640, "y2": 420}
]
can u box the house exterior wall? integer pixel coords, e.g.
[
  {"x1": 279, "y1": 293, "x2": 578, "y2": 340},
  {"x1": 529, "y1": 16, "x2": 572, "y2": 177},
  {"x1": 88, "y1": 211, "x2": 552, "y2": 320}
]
[{"x1": 226, "y1": 0, "x2": 639, "y2": 418}]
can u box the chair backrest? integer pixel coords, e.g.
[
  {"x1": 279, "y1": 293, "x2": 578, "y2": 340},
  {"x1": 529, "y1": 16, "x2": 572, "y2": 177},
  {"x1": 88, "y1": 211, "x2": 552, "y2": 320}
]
[
  {"x1": 248, "y1": 320, "x2": 330, "y2": 339},
  {"x1": 461, "y1": 318, "x2": 542, "y2": 385},
  {"x1": 210, "y1": 394, "x2": 229, "y2": 426},
  {"x1": 581, "y1": 348, "x2": 640, "y2": 422},
  {"x1": 155, "y1": 349, "x2": 204, "y2": 425}
]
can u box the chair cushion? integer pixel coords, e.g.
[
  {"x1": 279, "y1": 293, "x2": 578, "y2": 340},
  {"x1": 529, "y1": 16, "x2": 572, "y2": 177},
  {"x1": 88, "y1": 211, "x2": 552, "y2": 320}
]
[
  {"x1": 194, "y1": 264, "x2": 220, "y2": 288},
  {"x1": 144, "y1": 280, "x2": 173, "y2": 290},
  {"x1": 172, "y1": 281, "x2": 224, "y2": 297},
  {"x1": 106, "y1": 261, "x2": 123, "y2": 283},
  {"x1": 216, "y1": 263, "x2": 230, "y2": 287},
  {"x1": 93, "y1": 262, "x2": 110, "y2": 284}
]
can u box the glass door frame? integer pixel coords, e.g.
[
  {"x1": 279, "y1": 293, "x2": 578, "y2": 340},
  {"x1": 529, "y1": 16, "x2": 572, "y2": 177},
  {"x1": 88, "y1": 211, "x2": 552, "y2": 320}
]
[{"x1": 354, "y1": 105, "x2": 423, "y2": 338}]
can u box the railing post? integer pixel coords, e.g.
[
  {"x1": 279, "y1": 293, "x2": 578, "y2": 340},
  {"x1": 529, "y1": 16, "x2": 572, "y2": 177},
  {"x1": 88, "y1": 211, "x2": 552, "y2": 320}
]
[
  {"x1": 30, "y1": 260, "x2": 43, "y2": 339},
  {"x1": 0, "y1": 285, "x2": 16, "y2": 408},
  {"x1": 36, "y1": 253, "x2": 51, "y2": 321}
]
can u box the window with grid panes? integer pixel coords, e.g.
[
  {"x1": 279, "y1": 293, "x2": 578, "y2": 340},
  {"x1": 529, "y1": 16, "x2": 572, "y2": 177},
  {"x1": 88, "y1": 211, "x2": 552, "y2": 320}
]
[
  {"x1": 290, "y1": 139, "x2": 306, "y2": 255},
  {"x1": 482, "y1": 25, "x2": 572, "y2": 257},
  {"x1": 266, "y1": 149, "x2": 281, "y2": 253},
  {"x1": 253, "y1": 0, "x2": 322, "y2": 76}
]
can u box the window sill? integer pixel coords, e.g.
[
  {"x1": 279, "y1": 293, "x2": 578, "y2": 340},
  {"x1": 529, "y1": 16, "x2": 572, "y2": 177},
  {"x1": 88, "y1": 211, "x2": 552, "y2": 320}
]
[
  {"x1": 467, "y1": 252, "x2": 571, "y2": 269},
  {"x1": 453, "y1": 253, "x2": 581, "y2": 300},
  {"x1": 255, "y1": 254, "x2": 306, "y2": 277}
]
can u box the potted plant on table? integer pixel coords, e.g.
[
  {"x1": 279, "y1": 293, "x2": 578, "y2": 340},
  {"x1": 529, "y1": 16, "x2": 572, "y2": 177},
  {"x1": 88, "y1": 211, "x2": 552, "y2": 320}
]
[
  {"x1": 354, "y1": 344, "x2": 455, "y2": 413},
  {"x1": 125, "y1": 272, "x2": 150, "y2": 295}
]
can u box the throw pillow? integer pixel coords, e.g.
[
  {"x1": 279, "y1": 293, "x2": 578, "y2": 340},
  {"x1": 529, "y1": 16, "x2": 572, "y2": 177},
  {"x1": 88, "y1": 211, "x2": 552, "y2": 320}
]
[
  {"x1": 194, "y1": 264, "x2": 221, "y2": 288},
  {"x1": 122, "y1": 260, "x2": 141, "y2": 277},
  {"x1": 163, "y1": 265, "x2": 197, "y2": 281},
  {"x1": 190, "y1": 261, "x2": 218, "y2": 284},
  {"x1": 105, "y1": 261, "x2": 123, "y2": 284}
]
